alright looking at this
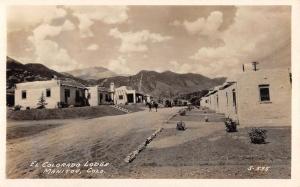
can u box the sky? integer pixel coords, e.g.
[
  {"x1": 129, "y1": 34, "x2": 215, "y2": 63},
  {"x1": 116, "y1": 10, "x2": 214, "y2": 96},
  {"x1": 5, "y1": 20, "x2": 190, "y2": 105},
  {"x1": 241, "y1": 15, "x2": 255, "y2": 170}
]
[{"x1": 7, "y1": 5, "x2": 291, "y2": 78}]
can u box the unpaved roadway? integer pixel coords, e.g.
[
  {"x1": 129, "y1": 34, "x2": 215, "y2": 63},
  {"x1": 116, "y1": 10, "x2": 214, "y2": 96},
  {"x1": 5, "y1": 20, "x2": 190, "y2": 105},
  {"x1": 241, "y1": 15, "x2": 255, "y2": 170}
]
[{"x1": 7, "y1": 107, "x2": 181, "y2": 178}]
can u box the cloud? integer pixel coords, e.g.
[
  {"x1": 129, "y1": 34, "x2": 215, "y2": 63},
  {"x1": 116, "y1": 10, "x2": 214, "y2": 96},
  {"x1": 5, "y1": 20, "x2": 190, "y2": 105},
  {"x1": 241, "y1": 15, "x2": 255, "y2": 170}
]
[
  {"x1": 109, "y1": 28, "x2": 172, "y2": 53},
  {"x1": 171, "y1": 11, "x2": 223, "y2": 36},
  {"x1": 7, "y1": 6, "x2": 67, "y2": 32},
  {"x1": 168, "y1": 60, "x2": 193, "y2": 74},
  {"x1": 189, "y1": 6, "x2": 291, "y2": 77},
  {"x1": 71, "y1": 6, "x2": 129, "y2": 38},
  {"x1": 107, "y1": 56, "x2": 131, "y2": 74},
  {"x1": 87, "y1": 44, "x2": 99, "y2": 51},
  {"x1": 28, "y1": 17, "x2": 80, "y2": 71}
]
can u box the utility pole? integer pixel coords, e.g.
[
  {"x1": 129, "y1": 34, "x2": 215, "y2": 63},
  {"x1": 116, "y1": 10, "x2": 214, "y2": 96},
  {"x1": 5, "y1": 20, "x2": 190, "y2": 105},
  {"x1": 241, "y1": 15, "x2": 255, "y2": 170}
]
[{"x1": 139, "y1": 72, "x2": 143, "y2": 92}]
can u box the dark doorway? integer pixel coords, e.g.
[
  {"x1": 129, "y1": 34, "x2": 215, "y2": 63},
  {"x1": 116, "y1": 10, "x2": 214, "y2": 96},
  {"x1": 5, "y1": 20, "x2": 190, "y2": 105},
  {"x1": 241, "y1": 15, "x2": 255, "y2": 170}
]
[
  {"x1": 127, "y1": 94, "x2": 134, "y2": 103},
  {"x1": 65, "y1": 89, "x2": 70, "y2": 104}
]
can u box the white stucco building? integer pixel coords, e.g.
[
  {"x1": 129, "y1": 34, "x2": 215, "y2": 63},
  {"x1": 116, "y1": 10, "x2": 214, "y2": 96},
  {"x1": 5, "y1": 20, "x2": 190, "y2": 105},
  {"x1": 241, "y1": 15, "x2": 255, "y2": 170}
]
[
  {"x1": 110, "y1": 83, "x2": 149, "y2": 105},
  {"x1": 200, "y1": 68, "x2": 291, "y2": 126},
  {"x1": 15, "y1": 79, "x2": 87, "y2": 109},
  {"x1": 87, "y1": 85, "x2": 112, "y2": 106}
]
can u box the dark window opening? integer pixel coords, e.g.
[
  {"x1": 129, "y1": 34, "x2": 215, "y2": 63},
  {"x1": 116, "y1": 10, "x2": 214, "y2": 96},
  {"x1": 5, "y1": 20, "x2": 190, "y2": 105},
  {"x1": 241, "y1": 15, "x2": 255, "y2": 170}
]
[
  {"x1": 119, "y1": 95, "x2": 123, "y2": 100},
  {"x1": 22, "y1": 90, "x2": 27, "y2": 99},
  {"x1": 259, "y1": 84, "x2": 270, "y2": 101},
  {"x1": 46, "y1": 89, "x2": 51, "y2": 97},
  {"x1": 232, "y1": 89, "x2": 237, "y2": 113}
]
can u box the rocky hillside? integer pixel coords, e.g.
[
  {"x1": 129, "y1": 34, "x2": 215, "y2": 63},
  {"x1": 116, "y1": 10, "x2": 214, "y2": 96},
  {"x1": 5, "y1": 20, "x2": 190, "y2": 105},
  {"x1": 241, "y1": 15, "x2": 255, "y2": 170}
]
[
  {"x1": 6, "y1": 57, "x2": 226, "y2": 98},
  {"x1": 6, "y1": 56, "x2": 87, "y2": 89},
  {"x1": 97, "y1": 70, "x2": 226, "y2": 98},
  {"x1": 64, "y1": 66, "x2": 118, "y2": 80}
]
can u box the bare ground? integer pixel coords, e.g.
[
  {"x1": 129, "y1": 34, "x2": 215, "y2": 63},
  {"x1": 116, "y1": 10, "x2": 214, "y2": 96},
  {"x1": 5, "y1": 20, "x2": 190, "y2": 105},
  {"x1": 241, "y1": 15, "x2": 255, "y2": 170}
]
[{"x1": 6, "y1": 107, "x2": 291, "y2": 178}]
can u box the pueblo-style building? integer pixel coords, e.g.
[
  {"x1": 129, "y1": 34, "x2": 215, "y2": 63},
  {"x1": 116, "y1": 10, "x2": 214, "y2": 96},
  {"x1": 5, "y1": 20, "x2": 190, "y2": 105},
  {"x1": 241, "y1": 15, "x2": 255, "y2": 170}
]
[
  {"x1": 13, "y1": 80, "x2": 152, "y2": 109},
  {"x1": 200, "y1": 63, "x2": 291, "y2": 126},
  {"x1": 14, "y1": 79, "x2": 88, "y2": 109},
  {"x1": 110, "y1": 83, "x2": 151, "y2": 105}
]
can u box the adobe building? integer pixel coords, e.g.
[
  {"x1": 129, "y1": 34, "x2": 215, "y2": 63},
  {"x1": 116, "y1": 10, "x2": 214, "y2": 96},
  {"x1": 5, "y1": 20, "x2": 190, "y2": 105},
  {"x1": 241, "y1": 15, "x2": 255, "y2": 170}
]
[
  {"x1": 109, "y1": 82, "x2": 149, "y2": 105},
  {"x1": 87, "y1": 85, "x2": 112, "y2": 106},
  {"x1": 200, "y1": 64, "x2": 291, "y2": 126},
  {"x1": 15, "y1": 79, "x2": 87, "y2": 109}
]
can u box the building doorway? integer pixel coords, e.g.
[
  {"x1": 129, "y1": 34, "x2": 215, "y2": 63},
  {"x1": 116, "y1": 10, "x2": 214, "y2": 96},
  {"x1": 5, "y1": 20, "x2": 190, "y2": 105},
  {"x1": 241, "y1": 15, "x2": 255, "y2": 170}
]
[{"x1": 127, "y1": 93, "x2": 134, "y2": 103}]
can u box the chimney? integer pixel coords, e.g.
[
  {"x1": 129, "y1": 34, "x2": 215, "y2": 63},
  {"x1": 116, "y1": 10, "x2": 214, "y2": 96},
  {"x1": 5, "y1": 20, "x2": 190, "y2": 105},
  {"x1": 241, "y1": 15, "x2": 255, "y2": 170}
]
[{"x1": 252, "y1": 61, "x2": 259, "y2": 71}]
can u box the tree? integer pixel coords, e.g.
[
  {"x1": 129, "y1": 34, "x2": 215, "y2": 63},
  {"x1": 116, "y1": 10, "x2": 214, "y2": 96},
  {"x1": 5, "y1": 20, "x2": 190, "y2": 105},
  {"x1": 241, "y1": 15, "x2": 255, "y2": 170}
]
[{"x1": 37, "y1": 92, "x2": 48, "y2": 109}]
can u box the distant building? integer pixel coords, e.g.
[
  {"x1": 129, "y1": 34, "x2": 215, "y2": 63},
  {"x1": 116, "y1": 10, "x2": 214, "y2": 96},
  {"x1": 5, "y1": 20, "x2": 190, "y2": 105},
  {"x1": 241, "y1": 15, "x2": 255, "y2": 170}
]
[
  {"x1": 87, "y1": 85, "x2": 112, "y2": 106},
  {"x1": 200, "y1": 68, "x2": 291, "y2": 126},
  {"x1": 15, "y1": 79, "x2": 87, "y2": 109},
  {"x1": 109, "y1": 82, "x2": 149, "y2": 105}
]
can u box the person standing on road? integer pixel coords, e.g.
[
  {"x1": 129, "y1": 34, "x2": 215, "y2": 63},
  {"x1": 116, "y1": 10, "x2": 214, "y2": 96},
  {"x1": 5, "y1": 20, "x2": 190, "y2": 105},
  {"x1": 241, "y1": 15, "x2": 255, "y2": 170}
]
[
  {"x1": 148, "y1": 102, "x2": 152, "y2": 112},
  {"x1": 154, "y1": 102, "x2": 158, "y2": 112}
]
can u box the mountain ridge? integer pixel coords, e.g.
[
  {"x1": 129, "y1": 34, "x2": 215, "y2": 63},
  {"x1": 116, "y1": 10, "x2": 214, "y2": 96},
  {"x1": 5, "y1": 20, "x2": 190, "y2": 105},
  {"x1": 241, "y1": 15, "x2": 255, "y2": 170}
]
[{"x1": 6, "y1": 56, "x2": 226, "y2": 98}]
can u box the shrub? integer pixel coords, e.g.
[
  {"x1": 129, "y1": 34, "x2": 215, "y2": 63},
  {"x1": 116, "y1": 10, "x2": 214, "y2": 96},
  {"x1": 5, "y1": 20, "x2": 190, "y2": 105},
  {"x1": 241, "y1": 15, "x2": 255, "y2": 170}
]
[
  {"x1": 249, "y1": 128, "x2": 267, "y2": 144},
  {"x1": 176, "y1": 121, "x2": 186, "y2": 131},
  {"x1": 13, "y1": 105, "x2": 22, "y2": 111},
  {"x1": 204, "y1": 116, "x2": 209, "y2": 122},
  {"x1": 224, "y1": 118, "x2": 237, "y2": 132},
  {"x1": 37, "y1": 92, "x2": 47, "y2": 109},
  {"x1": 179, "y1": 110, "x2": 186, "y2": 116}
]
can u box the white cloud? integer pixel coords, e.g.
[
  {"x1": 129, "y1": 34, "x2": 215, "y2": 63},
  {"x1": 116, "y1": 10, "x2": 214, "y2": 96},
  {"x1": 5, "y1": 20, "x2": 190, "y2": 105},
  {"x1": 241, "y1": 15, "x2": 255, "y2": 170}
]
[
  {"x1": 7, "y1": 6, "x2": 67, "y2": 32},
  {"x1": 87, "y1": 44, "x2": 99, "y2": 51},
  {"x1": 168, "y1": 60, "x2": 193, "y2": 74},
  {"x1": 109, "y1": 28, "x2": 172, "y2": 53},
  {"x1": 73, "y1": 13, "x2": 94, "y2": 38},
  {"x1": 171, "y1": 11, "x2": 223, "y2": 36},
  {"x1": 71, "y1": 6, "x2": 129, "y2": 38},
  {"x1": 107, "y1": 56, "x2": 131, "y2": 74},
  {"x1": 28, "y1": 18, "x2": 80, "y2": 71},
  {"x1": 189, "y1": 7, "x2": 290, "y2": 77}
]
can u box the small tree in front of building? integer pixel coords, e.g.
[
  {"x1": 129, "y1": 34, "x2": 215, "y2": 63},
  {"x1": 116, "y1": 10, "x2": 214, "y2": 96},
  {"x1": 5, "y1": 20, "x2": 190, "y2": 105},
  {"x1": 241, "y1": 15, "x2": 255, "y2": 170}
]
[{"x1": 37, "y1": 92, "x2": 48, "y2": 109}]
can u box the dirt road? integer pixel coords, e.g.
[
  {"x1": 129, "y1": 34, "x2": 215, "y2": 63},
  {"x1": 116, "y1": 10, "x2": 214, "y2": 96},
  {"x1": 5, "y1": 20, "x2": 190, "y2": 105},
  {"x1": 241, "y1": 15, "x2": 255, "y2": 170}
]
[
  {"x1": 6, "y1": 107, "x2": 181, "y2": 178},
  {"x1": 6, "y1": 107, "x2": 290, "y2": 179}
]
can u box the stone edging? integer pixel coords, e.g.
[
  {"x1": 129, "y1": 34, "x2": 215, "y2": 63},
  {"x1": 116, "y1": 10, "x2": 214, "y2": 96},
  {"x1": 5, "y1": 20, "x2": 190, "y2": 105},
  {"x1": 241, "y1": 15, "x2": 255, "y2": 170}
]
[{"x1": 124, "y1": 127, "x2": 163, "y2": 163}]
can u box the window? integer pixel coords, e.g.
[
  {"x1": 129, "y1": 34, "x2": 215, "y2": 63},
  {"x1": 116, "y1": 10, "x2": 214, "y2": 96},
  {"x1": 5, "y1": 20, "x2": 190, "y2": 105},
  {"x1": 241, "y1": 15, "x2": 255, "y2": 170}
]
[
  {"x1": 259, "y1": 84, "x2": 270, "y2": 102},
  {"x1": 232, "y1": 89, "x2": 236, "y2": 107},
  {"x1": 21, "y1": 90, "x2": 27, "y2": 99},
  {"x1": 46, "y1": 89, "x2": 51, "y2": 97},
  {"x1": 119, "y1": 95, "x2": 123, "y2": 100},
  {"x1": 232, "y1": 89, "x2": 237, "y2": 113}
]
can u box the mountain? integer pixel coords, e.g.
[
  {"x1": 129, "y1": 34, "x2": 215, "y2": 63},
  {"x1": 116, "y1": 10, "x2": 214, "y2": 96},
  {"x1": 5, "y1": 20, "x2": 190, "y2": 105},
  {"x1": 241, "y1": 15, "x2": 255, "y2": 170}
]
[
  {"x1": 6, "y1": 57, "x2": 226, "y2": 98},
  {"x1": 97, "y1": 70, "x2": 226, "y2": 98},
  {"x1": 64, "y1": 66, "x2": 118, "y2": 80},
  {"x1": 6, "y1": 56, "x2": 88, "y2": 89}
]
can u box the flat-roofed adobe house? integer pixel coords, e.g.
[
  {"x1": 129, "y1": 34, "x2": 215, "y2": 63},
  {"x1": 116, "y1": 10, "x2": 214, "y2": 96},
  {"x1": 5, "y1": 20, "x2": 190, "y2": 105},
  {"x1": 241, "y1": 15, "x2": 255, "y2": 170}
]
[
  {"x1": 234, "y1": 68, "x2": 291, "y2": 126},
  {"x1": 216, "y1": 82, "x2": 238, "y2": 120},
  {"x1": 15, "y1": 79, "x2": 87, "y2": 109},
  {"x1": 200, "y1": 64, "x2": 291, "y2": 126},
  {"x1": 112, "y1": 85, "x2": 147, "y2": 105},
  {"x1": 87, "y1": 85, "x2": 113, "y2": 106},
  {"x1": 113, "y1": 86, "x2": 137, "y2": 105}
]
